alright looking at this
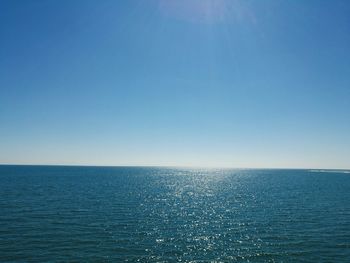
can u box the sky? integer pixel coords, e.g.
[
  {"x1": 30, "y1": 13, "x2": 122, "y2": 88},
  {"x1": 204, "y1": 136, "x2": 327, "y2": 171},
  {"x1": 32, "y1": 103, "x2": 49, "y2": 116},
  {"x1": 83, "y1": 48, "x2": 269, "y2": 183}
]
[{"x1": 1, "y1": 0, "x2": 350, "y2": 169}]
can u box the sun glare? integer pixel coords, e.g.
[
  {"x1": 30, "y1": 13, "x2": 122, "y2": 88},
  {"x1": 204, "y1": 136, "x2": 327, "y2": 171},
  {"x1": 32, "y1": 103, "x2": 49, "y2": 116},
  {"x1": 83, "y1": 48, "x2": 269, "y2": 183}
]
[{"x1": 158, "y1": 0, "x2": 247, "y2": 24}]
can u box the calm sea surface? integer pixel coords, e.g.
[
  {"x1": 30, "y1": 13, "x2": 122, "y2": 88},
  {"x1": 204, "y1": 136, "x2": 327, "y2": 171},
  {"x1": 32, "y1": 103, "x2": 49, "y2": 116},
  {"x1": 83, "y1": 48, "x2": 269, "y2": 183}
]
[{"x1": 0, "y1": 166, "x2": 349, "y2": 262}]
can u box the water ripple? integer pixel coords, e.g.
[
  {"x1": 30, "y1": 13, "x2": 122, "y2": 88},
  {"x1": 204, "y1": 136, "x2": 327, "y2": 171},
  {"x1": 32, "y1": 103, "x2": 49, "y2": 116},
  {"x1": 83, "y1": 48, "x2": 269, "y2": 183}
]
[{"x1": 0, "y1": 166, "x2": 349, "y2": 261}]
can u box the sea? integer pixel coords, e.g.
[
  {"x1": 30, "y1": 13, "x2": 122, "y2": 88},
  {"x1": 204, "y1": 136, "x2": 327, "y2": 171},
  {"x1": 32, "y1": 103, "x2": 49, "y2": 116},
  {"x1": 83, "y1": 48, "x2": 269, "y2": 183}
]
[{"x1": 0, "y1": 165, "x2": 349, "y2": 262}]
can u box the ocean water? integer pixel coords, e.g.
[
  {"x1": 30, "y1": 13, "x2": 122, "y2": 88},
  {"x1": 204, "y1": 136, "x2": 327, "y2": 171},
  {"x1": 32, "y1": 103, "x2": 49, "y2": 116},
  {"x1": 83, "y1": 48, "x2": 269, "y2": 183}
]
[{"x1": 0, "y1": 166, "x2": 349, "y2": 262}]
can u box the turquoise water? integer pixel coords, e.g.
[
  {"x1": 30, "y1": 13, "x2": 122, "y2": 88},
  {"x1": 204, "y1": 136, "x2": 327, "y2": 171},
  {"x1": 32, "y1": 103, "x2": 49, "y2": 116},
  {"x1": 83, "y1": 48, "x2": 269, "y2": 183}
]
[{"x1": 0, "y1": 166, "x2": 349, "y2": 262}]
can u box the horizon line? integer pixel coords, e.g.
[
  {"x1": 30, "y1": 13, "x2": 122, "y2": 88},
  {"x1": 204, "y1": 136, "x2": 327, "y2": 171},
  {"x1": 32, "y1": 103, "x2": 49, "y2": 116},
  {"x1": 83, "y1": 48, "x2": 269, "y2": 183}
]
[{"x1": 0, "y1": 163, "x2": 349, "y2": 171}]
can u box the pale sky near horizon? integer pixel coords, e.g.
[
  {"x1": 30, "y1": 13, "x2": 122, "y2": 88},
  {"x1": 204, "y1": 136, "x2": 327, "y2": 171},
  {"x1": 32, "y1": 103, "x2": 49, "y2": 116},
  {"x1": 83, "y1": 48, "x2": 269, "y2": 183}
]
[{"x1": 1, "y1": 0, "x2": 350, "y2": 169}]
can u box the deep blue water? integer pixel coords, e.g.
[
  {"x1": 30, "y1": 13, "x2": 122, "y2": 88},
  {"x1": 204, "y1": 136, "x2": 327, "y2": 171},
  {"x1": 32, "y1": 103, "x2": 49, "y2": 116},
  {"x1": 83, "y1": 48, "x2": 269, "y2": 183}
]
[{"x1": 0, "y1": 166, "x2": 349, "y2": 262}]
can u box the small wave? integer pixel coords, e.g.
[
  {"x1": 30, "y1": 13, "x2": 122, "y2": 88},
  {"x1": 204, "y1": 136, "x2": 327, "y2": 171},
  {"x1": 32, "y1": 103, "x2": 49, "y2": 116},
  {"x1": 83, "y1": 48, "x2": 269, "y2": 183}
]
[{"x1": 309, "y1": 169, "x2": 350, "y2": 174}]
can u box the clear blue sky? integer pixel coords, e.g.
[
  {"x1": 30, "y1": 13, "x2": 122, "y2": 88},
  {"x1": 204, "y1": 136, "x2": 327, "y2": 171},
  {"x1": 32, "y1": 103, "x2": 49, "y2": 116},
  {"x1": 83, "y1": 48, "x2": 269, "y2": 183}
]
[{"x1": 1, "y1": 0, "x2": 350, "y2": 168}]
